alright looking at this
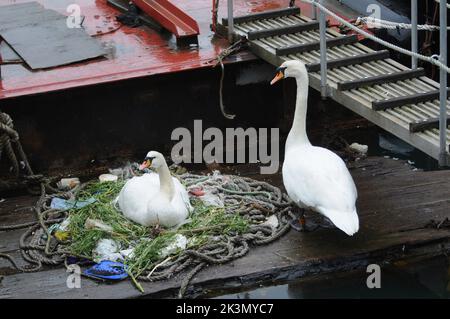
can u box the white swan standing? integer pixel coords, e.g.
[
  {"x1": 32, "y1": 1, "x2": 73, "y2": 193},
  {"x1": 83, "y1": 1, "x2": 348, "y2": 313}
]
[
  {"x1": 271, "y1": 60, "x2": 359, "y2": 236},
  {"x1": 117, "y1": 151, "x2": 191, "y2": 228}
]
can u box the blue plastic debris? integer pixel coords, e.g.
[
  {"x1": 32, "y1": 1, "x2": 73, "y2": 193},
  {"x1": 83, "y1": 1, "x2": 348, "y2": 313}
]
[
  {"x1": 83, "y1": 260, "x2": 128, "y2": 281},
  {"x1": 50, "y1": 197, "x2": 96, "y2": 210}
]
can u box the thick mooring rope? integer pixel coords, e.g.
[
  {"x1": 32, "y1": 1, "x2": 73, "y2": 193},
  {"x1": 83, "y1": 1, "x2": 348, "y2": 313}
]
[
  {"x1": 0, "y1": 111, "x2": 56, "y2": 192},
  {"x1": 213, "y1": 38, "x2": 247, "y2": 120}
]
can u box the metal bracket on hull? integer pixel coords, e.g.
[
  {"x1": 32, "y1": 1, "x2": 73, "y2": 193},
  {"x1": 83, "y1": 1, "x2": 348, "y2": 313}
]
[{"x1": 132, "y1": 0, "x2": 200, "y2": 45}]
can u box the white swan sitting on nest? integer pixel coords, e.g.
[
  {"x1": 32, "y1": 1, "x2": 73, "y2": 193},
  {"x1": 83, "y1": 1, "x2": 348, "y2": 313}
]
[
  {"x1": 271, "y1": 60, "x2": 359, "y2": 236},
  {"x1": 116, "y1": 151, "x2": 191, "y2": 228}
]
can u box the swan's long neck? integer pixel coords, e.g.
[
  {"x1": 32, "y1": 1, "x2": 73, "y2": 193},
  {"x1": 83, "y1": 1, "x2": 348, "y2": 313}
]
[
  {"x1": 157, "y1": 162, "x2": 175, "y2": 201},
  {"x1": 286, "y1": 75, "x2": 311, "y2": 149}
]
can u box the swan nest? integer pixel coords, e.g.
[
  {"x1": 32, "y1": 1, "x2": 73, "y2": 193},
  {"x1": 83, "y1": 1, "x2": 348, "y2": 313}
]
[{"x1": 53, "y1": 164, "x2": 294, "y2": 294}]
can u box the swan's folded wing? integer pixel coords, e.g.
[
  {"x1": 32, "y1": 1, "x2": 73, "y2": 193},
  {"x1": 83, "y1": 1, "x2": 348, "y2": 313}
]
[
  {"x1": 283, "y1": 147, "x2": 357, "y2": 212},
  {"x1": 118, "y1": 174, "x2": 159, "y2": 214},
  {"x1": 172, "y1": 177, "x2": 193, "y2": 212}
]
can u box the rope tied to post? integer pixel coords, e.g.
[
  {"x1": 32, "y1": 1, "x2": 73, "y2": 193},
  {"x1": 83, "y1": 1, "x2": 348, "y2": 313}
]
[
  {"x1": 211, "y1": 38, "x2": 248, "y2": 120},
  {"x1": 0, "y1": 111, "x2": 57, "y2": 192}
]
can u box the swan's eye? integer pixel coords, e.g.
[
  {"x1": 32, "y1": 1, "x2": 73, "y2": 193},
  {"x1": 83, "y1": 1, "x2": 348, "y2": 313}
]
[{"x1": 275, "y1": 66, "x2": 287, "y2": 75}]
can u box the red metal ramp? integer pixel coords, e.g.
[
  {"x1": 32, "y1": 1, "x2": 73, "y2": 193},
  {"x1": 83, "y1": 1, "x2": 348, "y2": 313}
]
[{"x1": 132, "y1": 0, "x2": 199, "y2": 44}]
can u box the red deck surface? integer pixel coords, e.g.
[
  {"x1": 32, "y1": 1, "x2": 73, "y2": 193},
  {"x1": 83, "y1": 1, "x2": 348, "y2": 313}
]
[{"x1": 0, "y1": 0, "x2": 327, "y2": 100}]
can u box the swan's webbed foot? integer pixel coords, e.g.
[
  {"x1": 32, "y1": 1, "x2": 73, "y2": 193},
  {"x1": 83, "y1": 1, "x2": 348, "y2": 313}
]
[
  {"x1": 320, "y1": 217, "x2": 337, "y2": 230},
  {"x1": 290, "y1": 209, "x2": 320, "y2": 232}
]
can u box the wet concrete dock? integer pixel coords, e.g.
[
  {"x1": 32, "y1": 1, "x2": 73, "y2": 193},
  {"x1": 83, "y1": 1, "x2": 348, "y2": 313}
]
[{"x1": 1, "y1": 156, "x2": 450, "y2": 298}]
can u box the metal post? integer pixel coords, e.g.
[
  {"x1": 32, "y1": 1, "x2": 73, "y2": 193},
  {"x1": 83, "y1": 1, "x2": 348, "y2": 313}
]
[
  {"x1": 312, "y1": 2, "x2": 317, "y2": 20},
  {"x1": 411, "y1": 0, "x2": 418, "y2": 69},
  {"x1": 439, "y1": 0, "x2": 448, "y2": 166},
  {"x1": 319, "y1": 0, "x2": 328, "y2": 98},
  {"x1": 227, "y1": 0, "x2": 234, "y2": 43}
]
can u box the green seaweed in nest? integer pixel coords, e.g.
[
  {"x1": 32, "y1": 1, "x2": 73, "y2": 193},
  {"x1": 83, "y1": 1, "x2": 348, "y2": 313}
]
[{"x1": 64, "y1": 179, "x2": 249, "y2": 278}]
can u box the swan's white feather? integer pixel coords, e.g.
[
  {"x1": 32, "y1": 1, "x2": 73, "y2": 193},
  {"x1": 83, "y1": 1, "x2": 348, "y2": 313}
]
[
  {"x1": 283, "y1": 144, "x2": 359, "y2": 236},
  {"x1": 117, "y1": 172, "x2": 191, "y2": 227},
  {"x1": 278, "y1": 60, "x2": 359, "y2": 236}
]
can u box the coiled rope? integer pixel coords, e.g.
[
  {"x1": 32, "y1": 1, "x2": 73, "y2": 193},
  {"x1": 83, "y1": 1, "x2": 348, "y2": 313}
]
[{"x1": 302, "y1": 0, "x2": 450, "y2": 73}]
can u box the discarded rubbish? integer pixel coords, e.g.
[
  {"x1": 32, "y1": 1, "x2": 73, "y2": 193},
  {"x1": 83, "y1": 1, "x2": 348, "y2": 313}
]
[
  {"x1": 84, "y1": 260, "x2": 128, "y2": 281},
  {"x1": 189, "y1": 186, "x2": 205, "y2": 196},
  {"x1": 57, "y1": 178, "x2": 80, "y2": 190},
  {"x1": 160, "y1": 234, "x2": 188, "y2": 258},
  {"x1": 85, "y1": 218, "x2": 114, "y2": 233},
  {"x1": 262, "y1": 215, "x2": 279, "y2": 229},
  {"x1": 349, "y1": 142, "x2": 368, "y2": 155},
  {"x1": 99, "y1": 174, "x2": 118, "y2": 183},
  {"x1": 59, "y1": 216, "x2": 71, "y2": 231},
  {"x1": 93, "y1": 239, "x2": 123, "y2": 263},
  {"x1": 54, "y1": 230, "x2": 70, "y2": 241},
  {"x1": 50, "y1": 197, "x2": 96, "y2": 210}
]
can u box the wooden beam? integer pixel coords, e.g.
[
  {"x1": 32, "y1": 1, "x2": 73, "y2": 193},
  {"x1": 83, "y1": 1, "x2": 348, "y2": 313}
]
[
  {"x1": 276, "y1": 35, "x2": 358, "y2": 56},
  {"x1": 373, "y1": 89, "x2": 450, "y2": 111},
  {"x1": 409, "y1": 116, "x2": 450, "y2": 133},
  {"x1": 222, "y1": 7, "x2": 300, "y2": 26},
  {"x1": 338, "y1": 68, "x2": 426, "y2": 91},
  {"x1": 247, "y1": 21, "x2": 319, "y2": 40},
  {"x1": 307, "y1": 50, "x2": 390, "y2": 73}
]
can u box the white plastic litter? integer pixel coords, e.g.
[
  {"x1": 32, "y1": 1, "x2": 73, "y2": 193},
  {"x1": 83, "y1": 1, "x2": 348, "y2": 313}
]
[
  {"x1": 349, "y1": 143, "x2": 368, "y2": 155},
  {"x1": 57, "y1": 178, "x2": 80, "y2": 190},
  {"x1": 93, "y1": 239, "x2": 123, "y2": 263},
  {"x1": 58, "y1": 216, "x2": 71, "y2": 232},
  {"x1": 199, "y1": 189, "x2": 224, "y2": 207},
  {"x1": 108, "y1": 162, "x2": 137, "y2": 180},
  {"x1": 119, "y1": 248, "x2": 134, "y2": 259},
  {"x1": 261, "y1": 215, "x2": 279, "y2": 229},
  {"x1": 160, "y1": 234, "x2": 188, "y2": 258},
  {"x1": 85, "y1": 218, "x2": 114, "y2": 233},
  {"x1": 99, "y1": 174, "x2": 118, "y2": 183}
]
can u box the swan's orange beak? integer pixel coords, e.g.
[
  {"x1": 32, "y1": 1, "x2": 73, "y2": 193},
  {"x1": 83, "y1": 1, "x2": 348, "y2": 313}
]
[
  {"x1": 270, "y1": 71, "x2": 284, "y2": 85},
  {"x1": 139, "y1": 159, "x2": 152, "y2": 170}
]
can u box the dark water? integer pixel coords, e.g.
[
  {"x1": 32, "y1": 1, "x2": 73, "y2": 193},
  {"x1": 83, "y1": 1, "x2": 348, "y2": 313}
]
[{"x1": 213, "y1": 256, "x2": 450, "y2": 299}]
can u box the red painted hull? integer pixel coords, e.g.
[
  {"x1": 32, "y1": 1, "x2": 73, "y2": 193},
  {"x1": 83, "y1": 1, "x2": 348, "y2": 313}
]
[{"x1": 0, "y1": 0, "x2": 354, "y2": 101}]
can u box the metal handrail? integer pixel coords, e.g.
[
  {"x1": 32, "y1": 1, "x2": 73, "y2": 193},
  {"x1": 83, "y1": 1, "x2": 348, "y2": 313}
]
[{"x1": 224, "y1": 0, "x2": 448, "y2": 165}]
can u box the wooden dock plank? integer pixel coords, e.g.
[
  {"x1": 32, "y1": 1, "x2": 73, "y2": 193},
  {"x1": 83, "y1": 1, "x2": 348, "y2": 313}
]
[{"x1": 1, "y1": 157, "x2": 450, "y2": 298}]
